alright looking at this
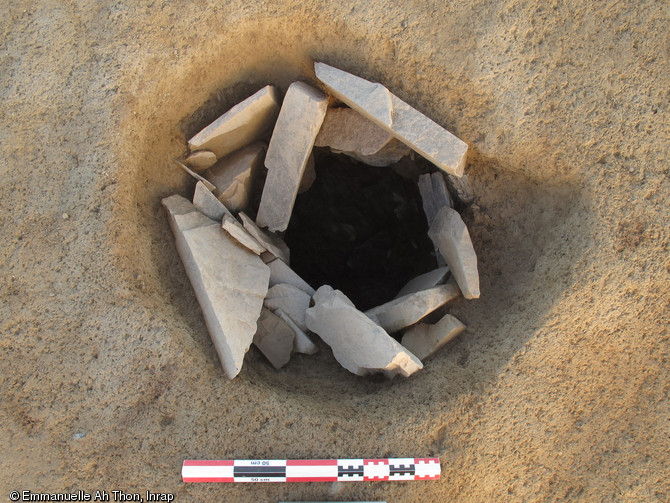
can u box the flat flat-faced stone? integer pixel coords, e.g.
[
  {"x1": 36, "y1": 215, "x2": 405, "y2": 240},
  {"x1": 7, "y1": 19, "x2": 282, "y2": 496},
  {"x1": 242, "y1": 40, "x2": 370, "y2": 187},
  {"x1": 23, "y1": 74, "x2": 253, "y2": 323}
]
[
  {"x1": 274, "y1": 308, "x2": 319, "y2": 355},
  {"x1": 188, "y1": 85, "x2": 280, "y2": 158},
  {"x1": 221, "y1": 214, "x2": 265, "y2": 255},
  {"x1": 315, "y1": 107, "x2": 410, "y2": 166},
  {"x1": 263, "y1": 284, "x2": 311, "y2": 331},
  {"x1": 401, "y1": 313, "x2": 466, "y2": 361},
  {"x1": 174, "y1": 160, "x2": 216, "y2": 191},
  {"x1": 203, "y1": 142, "x2": 266, "y2": 213},
  {"x1": 239, "y1": 212, "x2": 290, "y2": 263},
  {"x1": 395, "y1": 266, "x2": 450, "y2": 298},
  {"x1": 418, "y1": 172, "x2": 449, "y2": 267},
  {"x1": 193, "y1": 181, "x2": 232, "y2": 221},
  {"x1": 185, "y1": 150, "x2": 217, "y2": 172},
  {"x1": 418, "y1": 172, "x2": 454, "y2": 260},
  {"x1": 314, "y1": 62, "x2": 468, "y2": 177},
  {"x1": 256, "y1": 82, "x2": 328, "y2": 232},
  {"x1": 253, "y1": 308, "x2": 295, "y2": 369},
  {"x1": 266, "y1": 257, "x2": 315, "y2": 296},
  {"x1": 338, "y1": 138, "x2": 410, "y2": 167},
  {"x1": 431, "y1": 172, "x2": 454, "y2": 210},
  {"x1": 428, "y1": 207, "x2": 480, "y2": 299},
  {"x1": 365, "y1": 278, "x2": 461, "y2": 333},
  {"x1": 305, "y1": 286, "x2": 422, "y2": 377},
  {"x1": 315, "y1": 107, "x2": 395, "y2": 155},
  {"x1": 162, "y1": 195, "x2": 270, "y2": 379}
]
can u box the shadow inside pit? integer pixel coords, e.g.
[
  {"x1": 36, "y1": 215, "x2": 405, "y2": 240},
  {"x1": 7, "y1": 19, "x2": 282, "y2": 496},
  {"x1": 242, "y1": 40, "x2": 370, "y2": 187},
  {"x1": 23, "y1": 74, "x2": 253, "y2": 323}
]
[
  {"x1": 285, "y1": 150, "x2": 437, "y2": 313},
  {"x1": 123, "y1": 42, "x2": 593, "y2": 412}
]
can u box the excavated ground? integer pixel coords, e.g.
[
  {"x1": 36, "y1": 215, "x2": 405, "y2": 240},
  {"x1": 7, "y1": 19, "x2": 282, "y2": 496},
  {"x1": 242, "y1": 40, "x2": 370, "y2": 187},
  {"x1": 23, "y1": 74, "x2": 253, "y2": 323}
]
[{"x1": 1, "y1": 1, "x2": 668, "y2": 502}]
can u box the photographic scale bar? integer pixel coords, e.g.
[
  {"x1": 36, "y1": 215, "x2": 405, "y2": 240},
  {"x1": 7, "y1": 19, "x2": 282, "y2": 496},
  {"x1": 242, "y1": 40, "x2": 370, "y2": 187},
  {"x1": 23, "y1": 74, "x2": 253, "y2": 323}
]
[{"x1": 182, "y1": 458, "x2": 440, "y2": 483}]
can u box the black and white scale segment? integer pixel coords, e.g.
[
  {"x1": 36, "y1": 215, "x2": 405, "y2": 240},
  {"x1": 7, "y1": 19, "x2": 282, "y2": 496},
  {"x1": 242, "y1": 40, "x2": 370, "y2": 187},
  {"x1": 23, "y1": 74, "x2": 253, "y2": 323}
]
[{"x1": 182, "y1": 458, "x2": 441, "y2": 482}]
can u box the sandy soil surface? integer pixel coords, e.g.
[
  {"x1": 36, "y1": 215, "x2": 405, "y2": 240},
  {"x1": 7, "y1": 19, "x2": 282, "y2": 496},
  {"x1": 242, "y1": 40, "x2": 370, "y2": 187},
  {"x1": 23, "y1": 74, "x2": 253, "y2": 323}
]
[{"x1": 1, "y1": 0, "x2": 668, "y2": 501}]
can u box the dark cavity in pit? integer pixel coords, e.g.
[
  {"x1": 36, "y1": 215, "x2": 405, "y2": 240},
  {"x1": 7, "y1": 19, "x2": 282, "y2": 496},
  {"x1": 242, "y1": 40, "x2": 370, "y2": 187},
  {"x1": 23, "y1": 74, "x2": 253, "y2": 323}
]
[{"x1": 285, "y1": 152, "x2": 437, "y2": 312}]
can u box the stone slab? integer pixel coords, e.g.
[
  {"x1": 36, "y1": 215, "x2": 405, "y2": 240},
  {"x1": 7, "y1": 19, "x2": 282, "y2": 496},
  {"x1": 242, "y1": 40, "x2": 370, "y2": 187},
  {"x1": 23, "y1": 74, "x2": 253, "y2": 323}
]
[
  {"x1": 253, "y1": 308, "x2": 295, "y2": 369},
  {"x1": 314, "y1": 62, "x2": 468, "y2": 177},
  {"x1": 188, "y1": 85, "x2": 280, "y2": 158},
  {"x1": 428, "y1": 207, "x2": 480, "y2": 299},
  {"x1": 336, "y1": 139, "x2": 410, "y2": 167},
  {"x1": 274, "y1": 308, "x2": 319, "y2": 355},
  {"x1": 401, "y1": 313, "x2": 466, "y2": 361},
  {"x1": 365, "y1": 278, "x2": 461, "y2": 333},
  {"x1": 239, "y1": 212, "x2": 290, "y2": 263},
  {"x1": 256, "y1": 81, "x2": 328, "y2": 232},
  {"x1": 193, "y1": 181, "x2": 232, "y2": 221},
  {"x1": 203, "y1": 142, "x2": 266, "y2": 213},
  {"x1": 395, "y1": 266, "x2": 450, "y2": 298},
  {"x1": 418, "y1": 172, "x2": 454, "y2": 265},
  {"x1": 264, "y1": 284, "x2": 311, "y2": 331},
  {"x1": 221, "y1": 214, "x2": 265, "y2": 255},
  {"x1": 266, "y1": 257, "x2": 315, "y2": 296},
  {"x1": 174, "y1": 160, "x2": 216, "y2": 191},
  {"x1": 162, "y1": 195, "x2": 270, "y2": 379},
  {"x1": 305, "y1": 286, "x2": 422, "y2": 377},
  {"x1": 185, "y1": 150, "x2": 217, "y2": 172},
  {"x1": 315, "y1": 107, "x2": 395, "y2": 155},
  {"x1": 316, "y1": 107, "x2": 410, "y2": 166}
]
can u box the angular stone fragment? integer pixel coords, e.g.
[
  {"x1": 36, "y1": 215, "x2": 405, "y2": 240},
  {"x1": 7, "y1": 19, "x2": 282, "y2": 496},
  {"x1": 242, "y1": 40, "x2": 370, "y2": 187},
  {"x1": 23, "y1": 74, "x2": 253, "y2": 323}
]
[
  {"x1": 256, "y1": 82, "x2": 329, "y2": 231},
  {"x1": 203, "y1": 142, "x2": 266, "y2": 213},
  {"x1": 365, "y1": 278, "x2": 461, "y2": 333},
  {"x1": 161, "y1": 195, "x2": 270, "y2": 379},
  {"x1": 185, "y1": 150, "x2": 217, "y2": 172},
  {"x1": 315, "y1": 107, "x2": 410, "y2": 167},
  {"x1": 188, "y1": 85, "x2": 280, "y2": 159},
  {"x1": 314, "y1": 62, "x2": 469, "y2": 177},
  {"x1": 274, "y1": 308, "x2": 319, "y2": 355},
  {"x1": 193, "y1": 181, "x2": 231, "y2": 221},
  {"x1": 419, "y1": 172, "x2": 453, "y2": 228},
  {"x1": 445, "y1": 173, "x2": 475, "y2": 205},
  {"x1": 253, "y1": 308, "x2": 295, "y2": 369},
  {"x1": 305, "y1": 286, "x2": 422, "y2": 377},
  {"x1": 340, "y1": 139, "x2": 410, "y2": 167},
  {"x1": 395, "y1": 266, "x2": 450, "y2": 298},
  {"x1": 428, "y1": 207, "x2": 480, "y2": 299},
  {"x1": 174, "y1": 160, "x2": 216, "y2": 191},
  {"x1": 316, "y1": 107, "x2": 391, "y2": 153},
  {"x1": 266, "y1": 257, "x2": 315, "y2": 296},
  {"x1": 239, "y1": 212, "x2": 290, "y2": 263},
  {"x1": 221, "y1": 214, "x2": 265, "y2": 255},
  {"x1": 432, "y1": 172, "x2": 454, "y2": 210},
  {"x1": 418, "y1": 175, "x2": 437, "y2": 226},
  {"x1": 264, "y1": 284, "x2": 311, "y2": 331},
  {"x1": 401, "y1": 314, "x2": 466, "y2": 361}
]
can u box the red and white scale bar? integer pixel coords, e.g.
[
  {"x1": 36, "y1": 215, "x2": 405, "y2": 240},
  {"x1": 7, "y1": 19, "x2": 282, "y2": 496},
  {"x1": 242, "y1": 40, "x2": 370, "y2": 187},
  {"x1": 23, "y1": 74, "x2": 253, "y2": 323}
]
[{"x1": 182, "y1": 458, "x2": 440, "y2": 483}]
